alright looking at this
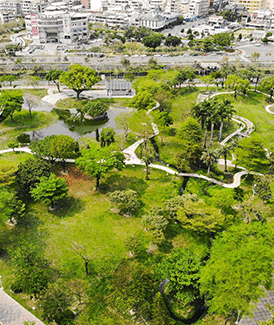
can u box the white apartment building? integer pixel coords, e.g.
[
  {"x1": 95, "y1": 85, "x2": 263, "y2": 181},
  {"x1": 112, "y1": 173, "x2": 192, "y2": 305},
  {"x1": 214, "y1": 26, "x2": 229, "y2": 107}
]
[
  {"x1": 149, "y1": 0, "x2": 164, "y2": 9},
  {"x1": 25, "y1": 11, "x2": 89, "y2": 44},
  {"x1": 188, "y1": 0, "x2": 208, "y2": 17}
]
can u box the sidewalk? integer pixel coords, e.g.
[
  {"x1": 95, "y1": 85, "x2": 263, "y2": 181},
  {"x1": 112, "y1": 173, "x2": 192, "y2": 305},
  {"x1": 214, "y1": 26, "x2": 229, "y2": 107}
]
[{"x1": 0, "y1": 290, "x2": 45, "y2": 325}]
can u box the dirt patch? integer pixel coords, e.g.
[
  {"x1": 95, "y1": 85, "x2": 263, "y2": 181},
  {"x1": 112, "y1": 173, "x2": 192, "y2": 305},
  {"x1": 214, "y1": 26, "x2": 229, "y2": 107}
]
[{"x1": 51, "y1": 163, "x2": 95, "y2": 198}]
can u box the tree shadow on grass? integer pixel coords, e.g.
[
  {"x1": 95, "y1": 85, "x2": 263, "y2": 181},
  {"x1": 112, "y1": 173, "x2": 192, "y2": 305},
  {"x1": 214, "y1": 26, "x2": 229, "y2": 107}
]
[
  {"x1": 100, "y1": 175, "x2": 149, "y2": 196},
  {"x1": 52, "y1": 196, "x2": 85, "y2": 218}
]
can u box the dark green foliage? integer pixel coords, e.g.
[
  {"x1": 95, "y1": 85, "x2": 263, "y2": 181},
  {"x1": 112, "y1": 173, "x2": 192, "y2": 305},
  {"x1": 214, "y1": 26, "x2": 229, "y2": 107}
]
[
  {"x1": 235, "y1": 135, "x2": 270, "y2": 172},
  {"x1": 142, "y1": 34, "x2": 163, "y2": 49},
  {"x1": 108, "y1": 189, "x2": 140, "y2": 216},
  {"x1": 100, "y1": 127, "x2": 116, "y2": 147},
  {"x1": 76, "y1": 144, "x2": 125, "y2": 190},
  {"x1": 83, "y1": 100, "x2": 108, "y2": 119},
  {"x1": 11, "y1": 241, "x2": 51, "y2": 299},
  {"x1": 157, "y1": 248, "x2": 202, "y2": 304},
  {"x1": 200, "y1": 223, "x2": 274, "y2": 318},
  {"x1": 0, "y1": 90, "x2": 23, "y2": 122},
  {"x1": 15, "y1": 158, "x2": 51, "y2": 199},
  {"x1": 31, "y1": 173, "x2": 68, "y2": 209}
]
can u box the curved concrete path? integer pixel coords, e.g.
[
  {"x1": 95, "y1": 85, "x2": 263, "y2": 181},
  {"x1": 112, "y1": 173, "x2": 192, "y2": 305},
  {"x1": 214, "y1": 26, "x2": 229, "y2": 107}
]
[{"x1": 0, "y1": 88, "x2": 268, "y2": 189}]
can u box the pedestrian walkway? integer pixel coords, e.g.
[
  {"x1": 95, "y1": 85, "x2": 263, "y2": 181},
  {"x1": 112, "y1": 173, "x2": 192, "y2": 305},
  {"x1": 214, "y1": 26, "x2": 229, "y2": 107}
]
[{"x1": 0, "y1": 290, "x2": 45, "y2": 325}]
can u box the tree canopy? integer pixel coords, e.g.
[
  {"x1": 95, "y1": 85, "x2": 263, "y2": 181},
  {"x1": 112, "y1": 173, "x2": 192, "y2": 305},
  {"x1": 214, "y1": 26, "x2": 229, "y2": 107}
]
[{"x1": 59, "y1": 64, "x2": 100, "y2": 99}]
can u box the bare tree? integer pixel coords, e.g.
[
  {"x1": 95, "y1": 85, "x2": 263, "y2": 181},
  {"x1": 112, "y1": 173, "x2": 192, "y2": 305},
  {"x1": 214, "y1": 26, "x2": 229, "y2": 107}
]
[{"x1": 72, "y1": 243, "x2": 101, "y2": 276}]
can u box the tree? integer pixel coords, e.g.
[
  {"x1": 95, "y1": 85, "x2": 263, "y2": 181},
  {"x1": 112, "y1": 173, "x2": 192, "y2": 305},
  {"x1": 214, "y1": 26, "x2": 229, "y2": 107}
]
[
  {"x1": 59, "y1": 64, "x2": 100, "y2": 99},
  {"x1": 235, "y1": 135, "x2": 270, "y2": 172},
  {"x1": 200, "y1": 223, "x2": 274, "y2": 321},
  {"x1": 45, "y1": 69, "x2": 63, "y2": 92},
  {"x1": 75, "y1": 144, "x2": 125, "y2": 190},
  {"x1": 50, "y1": 135, "x2": 77, "y2": 173},
  {"x1": 164, "y1": 194, "x2": 197, "y2": 220},
  {"x1": 157, "y1": 248, "x2": 202, "y2": 304},
  {"x1": 0, "y1": 90, "x2": 23, "y2": 122},
  {"x1": 25, "y1": 75, "x2": 40, "y2": 89},
  {"x1": 11, "y1": 241, "x2": 51, "y2": 299},
  {"x1": 72, "y1": 243, "x2": 101, "y2": 276},
  {"x1": 177, "y1": 197, "x2": 231, "y2": 235},
  {"x1": 142, "y1": 34, "x2": 163, "y2": 49},
  {"x1": 237, "y1": 196, "x2": 271, "y2": 223},
  {"x1": 142, "y1": 207, "x2": 168, "y2": 245},
  {"x1": 251, "y1": 51, "x2": 261, "y2": 62},
  {"x1": 0, "y1": 74, "x2": 18, "y2": 86},
  {"x1": 29, "y1": 136, "x2": 56, "y2": 164},
  {"x1": 7, "y1": 141, "x2": 19, "y2": 151},
  {"x1": 225, "y1": 74, "x2": 250, "y2": 99},
  {"x1": 120, "y1": 58, "x2": 130, "y2": 70},
  {"x1": 217, "y1": 98, "x2": 235, "y2": 140},
  {"x1": 200, "y1": 75, "x2": 214, "y2": 91},
  {"x1": 31, "y1": 173, "x2": 68, "y2": 209},
  {"x1": 83, "y1": 100, "x2": 108, "y2": 120},
  {"x1": 262, "y1": 36, "x2": 268, "y2": 45},
  {"x1": 201, "y1": 147, "x2": 218, "y2": 175},
  {"x1": 40, "y1": 281, "x2": 74, "y2": 325},
  {"x1": 16, "y1": 158, "x2": 51, "y2": 199},
  {"x1": 108, "y1": 189, "x2": 140, "y2": 216},
  {"x1": 151, "y1": 292, "x2": 175, "y2": 325},
  {"x1": 7, "y1": 194, "x2": 26, "y2": 224},
  {"x1": 165, "y1": 34, "x2": 181, "y2": 47},
  {"x1": 218, "y1": 142, "x2": 234, "y2": 172},
  {"x1": 178, "y1": 117, "x2": 203, "y2": 169},
  {"x1": 100, "y1": 127, "x2": 116, "y2": 147},
  {"x1": 140, "y1": 145, "x2": 155, "y2": 180},
  {"x1": 24, "y1": 93, "x2": 40, "y2": 118},
  {"x1": 129, "y1": 90, "x2": 156, "y2": 111},
  {"x1": 115, "y1": 111, "x2": 132, "y2": 142},
  {"x1": 212, "y1": 32, "x2": 232, "y2": 46},
  {"x1": 125, "y1": 235, "x2": 142, "y2": 255},
  {"x1": 258, "y1": 76, "x2": 274, "y2": 101}
]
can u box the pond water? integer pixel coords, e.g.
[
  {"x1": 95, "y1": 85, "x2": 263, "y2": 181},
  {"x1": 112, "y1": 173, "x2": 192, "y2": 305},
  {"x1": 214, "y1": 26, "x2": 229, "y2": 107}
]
[{"x1": 25, "y1": 104, "x2": 131, "y2": 141}]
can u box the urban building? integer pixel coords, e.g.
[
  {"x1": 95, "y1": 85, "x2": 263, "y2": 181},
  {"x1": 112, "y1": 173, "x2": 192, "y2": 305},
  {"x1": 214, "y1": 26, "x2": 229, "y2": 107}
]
[
  {"x1": 188, "y1": 0, "x2": 208, "y2": 17},
  {"x1": 234, "y1": 0, "x2": 266, "y2": 13},
  {"x1": 25, "y1": 11, "x2": 89, "y2": 44}
]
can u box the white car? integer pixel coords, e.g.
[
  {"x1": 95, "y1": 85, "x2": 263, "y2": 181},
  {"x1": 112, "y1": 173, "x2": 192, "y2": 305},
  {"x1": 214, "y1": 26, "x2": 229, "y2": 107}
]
[
  {"x1": 132, "y1": 54, "x2": 139, "y2": 57},
  {"x1": 140, "y1": 54, "x2": 147, "y2": 57},
  {"x1": 154, "y1": 54, "x2": 161, "y2": 57},
  {"x1": 255, "y1": 43, "x2": 261, "y2": 47}
]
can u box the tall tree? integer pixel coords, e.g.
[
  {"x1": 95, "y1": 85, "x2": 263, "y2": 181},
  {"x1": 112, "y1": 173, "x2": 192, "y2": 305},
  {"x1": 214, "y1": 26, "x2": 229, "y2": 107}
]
[
  {"x1": 0, "y1": 90, "x2": 23, "y2": 122},
  {"x1": 225, "y1": 74, "x2": 250, "y2": 99},
  {"x1": 45, "y1": 69, "x2": 63, "y2": 92},
  {"x1": 218, "y1": 142, "x2": 234, "y2": 172},
  {"x1": 100, "y1": 127, "x2": 116, "y2": 147},
  {"x1": 218, "y1": 99, "x2": 235, "y2": 141},
  {"x1": 108, "y1": 189, "x2": 140, "y2": 216},
  {"x1": 201, "y1": 147, "x2": 218, "y2": 175},
  {"x1": 59, "y1": 64, "x2": 100, "y2": 99},
  {"x1": 31, "y1": 173, "x2": 68, "y2": 209},
  {"x1": 75, "y1": 144, "x2": 125, "y2": 190}
]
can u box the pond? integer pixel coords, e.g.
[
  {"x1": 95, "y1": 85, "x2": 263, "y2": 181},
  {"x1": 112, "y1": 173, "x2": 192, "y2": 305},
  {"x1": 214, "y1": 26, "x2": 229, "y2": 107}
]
[{"x1": 24, "y1": 101, "x2": 131, "y2": 141}]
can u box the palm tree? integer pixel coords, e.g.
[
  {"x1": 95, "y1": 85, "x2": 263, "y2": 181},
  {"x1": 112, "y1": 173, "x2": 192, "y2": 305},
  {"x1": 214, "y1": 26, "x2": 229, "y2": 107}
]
[
  {"x1": 218, "y1": 142, "x2": 234, "y2": 172},
  {"x1": 218, "y1": 99, "x2": 235, "y2": 141},
  {"x1": 201, "y1": 148, "x2": 218, "y2": 175},
  {"x1": 209, "y1": 108, "x2": 220, "y2": 146}
]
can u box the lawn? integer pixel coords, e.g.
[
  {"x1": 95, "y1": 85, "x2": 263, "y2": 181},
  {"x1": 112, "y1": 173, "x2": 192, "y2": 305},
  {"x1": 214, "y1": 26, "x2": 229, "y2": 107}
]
[
  {"x1": 0, "y1": 110, "x2": 57, "y2": 146},
  {"x1": 217, "y1": 91, "x2": 274, "y2": 148}
]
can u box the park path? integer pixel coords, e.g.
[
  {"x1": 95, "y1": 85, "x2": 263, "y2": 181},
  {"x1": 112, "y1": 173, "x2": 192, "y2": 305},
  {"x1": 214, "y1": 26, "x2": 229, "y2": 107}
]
[
  {"x1": 0, "y1": 88, "x2": 267, "y2": 188},
  {"x1": 0, "y1": 289, "x2": 45, "y2": 325}
]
